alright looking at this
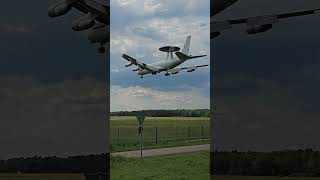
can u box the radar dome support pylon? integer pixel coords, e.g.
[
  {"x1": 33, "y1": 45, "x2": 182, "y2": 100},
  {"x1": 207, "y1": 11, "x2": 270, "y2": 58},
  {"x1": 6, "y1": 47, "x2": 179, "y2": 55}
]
[{"x1": 159, "y1": 46, "x2": 180, "y2": 60}]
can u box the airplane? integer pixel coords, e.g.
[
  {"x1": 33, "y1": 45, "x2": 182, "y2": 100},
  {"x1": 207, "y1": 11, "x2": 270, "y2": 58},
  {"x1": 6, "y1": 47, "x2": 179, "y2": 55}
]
[
  {"x1": 211, "y1": 0, "x2": 320, "y2": 39},
  {"x1": 48, "y1": 0, "x2": 109, "y2": 53},
  {"x1": 122, "y1": 36, "x2": 208, "y2": 78}
]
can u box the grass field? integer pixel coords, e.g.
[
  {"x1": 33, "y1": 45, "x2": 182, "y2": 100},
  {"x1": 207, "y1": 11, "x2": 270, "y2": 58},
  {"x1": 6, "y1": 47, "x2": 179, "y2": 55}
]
[
  {"x1": 111, "y1": 116, "x2": 210, "y2": 152},
  {"x1": 111, "y1": 151, "x2": 209, "y2": 180},
  {"x1": 111, "y1": 116, "x2": 209, "y2": 126}
]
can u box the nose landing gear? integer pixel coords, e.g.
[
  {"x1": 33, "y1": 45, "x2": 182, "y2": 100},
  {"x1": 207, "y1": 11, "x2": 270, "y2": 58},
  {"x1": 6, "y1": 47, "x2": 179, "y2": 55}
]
[{"x1": 140, "y1": 75, "x2": 143, "y2": 79}]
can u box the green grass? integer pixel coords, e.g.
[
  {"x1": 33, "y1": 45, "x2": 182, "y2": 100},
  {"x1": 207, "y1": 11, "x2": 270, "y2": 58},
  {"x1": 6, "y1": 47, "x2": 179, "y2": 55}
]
[
  {"x1": 111, "y1": 116, "x2": 209, "y2": 126},
  {"x1": 111, "y1": 151, "x2": 209, "y2": 180},
  {"x1": 110, "y1": 116, "x2": 210, "y2": 152}
]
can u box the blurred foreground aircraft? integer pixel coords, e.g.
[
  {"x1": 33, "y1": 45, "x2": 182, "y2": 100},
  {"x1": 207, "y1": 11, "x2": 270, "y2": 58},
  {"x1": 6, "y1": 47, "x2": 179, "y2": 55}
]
[{"x1": 212, "y1": 0, "x2": 320, "y2": 39}]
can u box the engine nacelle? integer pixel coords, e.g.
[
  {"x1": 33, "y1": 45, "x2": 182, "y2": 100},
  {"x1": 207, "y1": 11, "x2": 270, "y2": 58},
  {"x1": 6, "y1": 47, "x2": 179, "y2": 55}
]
[
  {"x1": 187, "y1": 68, "x2": 196, "y2": 72},
  {"x1": 48, "y1": 1, "x2": 71, "y2": 17},
  {"x1": 211, "y1": 32, "x2": 221, "y2": 39},
  {"x1": 246, "y1": 24, "x2": 273, "y2": 34},
  {"x1": 125, "y1": 62, "x2": 133, "y2": 67},
  {"x1": 72, "y1": 18, "x2": 95, "y2": 31},
  {"x1": 171, "y1": 71, "x2": 179, "y2": 75}
]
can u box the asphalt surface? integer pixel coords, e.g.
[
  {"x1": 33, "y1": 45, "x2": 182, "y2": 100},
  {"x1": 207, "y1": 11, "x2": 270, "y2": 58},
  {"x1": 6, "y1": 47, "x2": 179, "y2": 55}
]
[{"x1": 111, "y1": 144, "x2": 210, "y2": 158}]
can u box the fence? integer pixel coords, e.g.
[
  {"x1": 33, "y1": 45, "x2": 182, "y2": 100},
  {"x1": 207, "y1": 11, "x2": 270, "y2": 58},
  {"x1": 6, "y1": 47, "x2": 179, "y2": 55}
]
[{"x1": 111, "y1": 125, "x2": 210, "y2": 146}]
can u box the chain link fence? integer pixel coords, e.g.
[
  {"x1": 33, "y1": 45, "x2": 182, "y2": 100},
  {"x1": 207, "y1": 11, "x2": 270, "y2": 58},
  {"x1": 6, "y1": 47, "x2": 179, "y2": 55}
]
[{"x1": 111, "y1": 125, "x2": 210, "y2": 146}]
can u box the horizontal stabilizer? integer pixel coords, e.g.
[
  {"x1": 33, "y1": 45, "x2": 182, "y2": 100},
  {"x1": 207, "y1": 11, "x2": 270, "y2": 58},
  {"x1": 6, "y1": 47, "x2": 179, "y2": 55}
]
[{"x1": 168, "y1": 64, "x2": 209, "y2": 74}]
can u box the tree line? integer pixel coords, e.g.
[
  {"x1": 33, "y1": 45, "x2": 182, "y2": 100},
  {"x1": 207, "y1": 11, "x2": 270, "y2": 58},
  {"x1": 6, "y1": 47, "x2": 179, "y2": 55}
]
[
  {"x1": 111, "y1": 109, "x2": 210, "y2": 117},
  {"x1": 212, "y1": 149, "x2": 320, "y2": 176}
]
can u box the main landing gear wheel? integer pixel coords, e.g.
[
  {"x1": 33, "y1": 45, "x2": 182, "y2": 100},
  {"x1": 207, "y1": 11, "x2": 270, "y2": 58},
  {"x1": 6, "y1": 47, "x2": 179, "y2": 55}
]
[
  {"x1": 165, "y1": 72, "x2": 170, "y2": 76},
  {"x1": 98, "y1": 46, "x2": 106, "y2": 54},
  {"x1": 140, "y1": 75, "x2": 143, "y2": 79}
]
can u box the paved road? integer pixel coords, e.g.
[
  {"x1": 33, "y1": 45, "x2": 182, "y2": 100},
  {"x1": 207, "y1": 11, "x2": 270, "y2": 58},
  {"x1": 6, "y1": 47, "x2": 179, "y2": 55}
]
[{"x1": 111, "y1": 144, "x2": 209, "y2": 158}]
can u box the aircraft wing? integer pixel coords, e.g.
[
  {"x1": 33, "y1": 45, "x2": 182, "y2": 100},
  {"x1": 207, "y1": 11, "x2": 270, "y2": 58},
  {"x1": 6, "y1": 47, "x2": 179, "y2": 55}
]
[
  {"x1": 49, "y1": 0, "x2": 109, "y2": 25},
  {"x1": 168, "y1": 65, "x2": 209, "y2": 74},
  {"x1": 122, "y1": 54, "x2": 160, "y2": 73},
  {"x1": 70, "y1": 0, "x2": 109, "y2": 25},
  {"x1": 211, "y1": 8, "x2": 320, "y2": 39}
]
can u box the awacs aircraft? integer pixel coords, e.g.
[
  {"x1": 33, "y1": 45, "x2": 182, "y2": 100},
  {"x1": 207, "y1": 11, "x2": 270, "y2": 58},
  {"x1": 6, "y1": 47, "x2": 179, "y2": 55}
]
[
  {"x1": 122, "y1": 36, "x2": 208, "y2": 78},
  {"x1": 48, "y1": 0, "x2": 109, "y2": 53},
  {"x1": 211, "y1": 0, "x2": 320, "y2": 39}
]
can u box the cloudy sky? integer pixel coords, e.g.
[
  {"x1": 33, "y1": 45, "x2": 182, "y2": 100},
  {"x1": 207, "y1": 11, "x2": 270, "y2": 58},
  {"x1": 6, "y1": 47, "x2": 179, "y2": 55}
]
[
  {"x1": 110, "y1": 0, "x2": 210, "y2": 111},
  {"x1": 212, "y1": 0, "x2": 320, "y2": 151}
]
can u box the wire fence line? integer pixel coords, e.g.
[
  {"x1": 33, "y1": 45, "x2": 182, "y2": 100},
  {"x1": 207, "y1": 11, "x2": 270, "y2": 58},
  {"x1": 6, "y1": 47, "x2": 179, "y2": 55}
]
[{"x1": 111, "y1": 125, "x2": 210, "y2": 146}]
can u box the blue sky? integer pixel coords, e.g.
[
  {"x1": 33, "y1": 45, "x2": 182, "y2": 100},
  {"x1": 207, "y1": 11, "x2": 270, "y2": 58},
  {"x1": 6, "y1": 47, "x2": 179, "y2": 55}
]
[{"x1": 110, "y1": 0, "x2": 210, "y2": 111}]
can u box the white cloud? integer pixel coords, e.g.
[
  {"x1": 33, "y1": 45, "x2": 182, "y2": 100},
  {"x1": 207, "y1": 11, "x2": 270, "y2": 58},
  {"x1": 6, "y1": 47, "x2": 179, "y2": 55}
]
[
  {"x1": 143, "y1": 0, "x2": 167, "y2": 14},
  {"x1": 111, "y1": 85, "x2": 209, "y2": 111},
  {"x1": 114, "y1": 0, "x2": 137, "y2": 7}
]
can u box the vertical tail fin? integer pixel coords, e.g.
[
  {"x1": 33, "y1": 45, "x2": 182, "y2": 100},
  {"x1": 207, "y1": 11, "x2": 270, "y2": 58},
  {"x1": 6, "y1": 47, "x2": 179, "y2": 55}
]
[{"x1": 182, "y1": 35, "x2": 191, "y2": 55}]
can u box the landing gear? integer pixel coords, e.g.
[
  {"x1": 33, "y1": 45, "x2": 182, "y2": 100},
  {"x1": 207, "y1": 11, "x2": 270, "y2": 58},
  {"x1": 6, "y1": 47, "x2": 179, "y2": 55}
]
[
  {"x1": 152, "y1": 72, "x2": 157, "y2": 75},
  {"x1": 140, "y1": 75, "x2": 143, "y2": 79},
  {"x1": 98, "y1": 43, "x2": 106, "y2": 54},
  {"x1": 165, "y1": 72, "x2": 170, "y2": 76}
]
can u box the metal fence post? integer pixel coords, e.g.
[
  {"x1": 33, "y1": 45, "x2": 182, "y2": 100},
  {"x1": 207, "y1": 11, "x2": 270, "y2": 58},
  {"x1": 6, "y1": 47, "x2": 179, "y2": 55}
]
[
  {"x1": 117, "y1": 127, "x2": 120, "y2": 145},
  {"x1": 175, "y1": 126, "x2": 177, "y2": 141},
  {"x1": 155, "y1": 126, "x2": 158, "y2": 144},
  {"x1": 202, "y1": 125, "x2": 204, "y2": 139},
  {"x1": 188, "y1": 125, "x2": 190, "y2": 142}
]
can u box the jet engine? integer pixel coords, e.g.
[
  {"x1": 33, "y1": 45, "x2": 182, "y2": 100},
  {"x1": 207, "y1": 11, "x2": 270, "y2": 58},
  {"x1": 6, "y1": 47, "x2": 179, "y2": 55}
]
[
  {"x1": 72, "y1": 15, "x2": 95, "y2": 31},
  {"x1": 187, "y1": 67, "x2": 196, "y2": 72},
  {"x1": 48, "y1": 1, "x2": 71, "y2": 17},
  {"x1": 125, "y1": 62, "x2": 133, "y2": 67},
  {"x1": 211, "y1": 32, "x2": 221, "y2": 39},
  {"x1": 246, "y1": 24, "x2": 273, "y2": 34}
]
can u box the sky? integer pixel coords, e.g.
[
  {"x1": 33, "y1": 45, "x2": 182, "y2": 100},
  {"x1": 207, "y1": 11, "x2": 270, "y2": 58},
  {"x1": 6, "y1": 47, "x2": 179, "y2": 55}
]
[
  {"x1": 110, "y1": 0, "x2": 210, "y2": 111},
  {"x1": 212, "y1": 0, "x2": 320, "y2": 151}
]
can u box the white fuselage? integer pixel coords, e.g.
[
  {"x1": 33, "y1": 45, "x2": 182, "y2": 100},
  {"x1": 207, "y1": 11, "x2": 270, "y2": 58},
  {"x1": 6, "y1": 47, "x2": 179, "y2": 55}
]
[{"x1": 137, "y1": 58, "x2": 186, "y2": 75}]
